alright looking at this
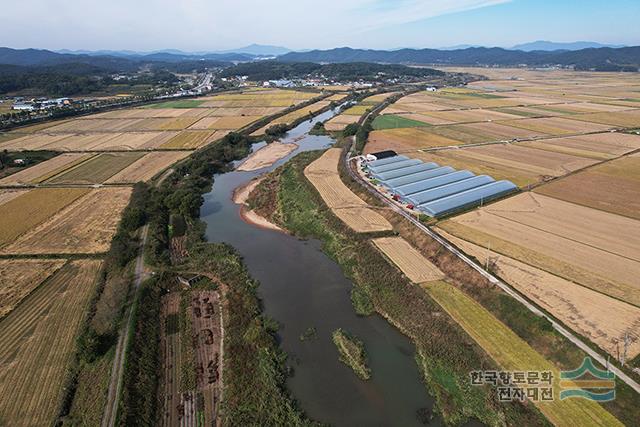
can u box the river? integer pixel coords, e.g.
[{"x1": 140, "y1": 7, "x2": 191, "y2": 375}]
[{"x1": 200, "y1": 107, "x2": 439, "y2": 426}]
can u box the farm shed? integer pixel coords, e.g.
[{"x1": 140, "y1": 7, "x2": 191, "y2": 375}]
[
  {"x1": 368, "y1": 158, "x2": 422, "y2": 174},
  {"x1": 406, "y1": 175, "x2": 495, "y2": 206},
  {"x1": 396, "y1": 170, "x2": 476, "y2": 200},
  {"x1": 418, "y1": 180, "x2": 518, "y2": 217}
]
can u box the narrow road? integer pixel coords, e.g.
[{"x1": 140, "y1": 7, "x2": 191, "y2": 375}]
[
  {"x1": 101, "y1": 224, "x2": 150, "y2": 427},
  {"x1": 344, "y1": 140, "x2": 640, "y2": 395}
]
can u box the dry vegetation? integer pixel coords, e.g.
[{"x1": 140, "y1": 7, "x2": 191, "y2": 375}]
[
  {"x1": 439, "y1": 229, "x2": 640, "y2": 358},
  {"x1": 305, "y1": 148, "x2": 392, "y2": 232},
  {"x1": 372, "y1": 237, "x2": 444, "y2": 283},
  {"x1": 0, "y1": 153, "x2": 92, "y2": 185},
  {"x1": 237, "y1": 142, "x2": 298, "y2": 171},
  {"x1": 45, "y1": 152, "x2": 144, "y2": 184},
  {"x1": 0, "y1": 188, "x2": 90, "y2": 248},
  {"x1": 437, "y1": 192, "x2": 640, "y2": 306},
  {"x1": 1, "y1": 188, "x2": 132, "y2": 255},
  {"x1": 0, "y1": 260, "x2": 102, "y2": 427},
  {"x1": 105, "y1": 151, "x2": 191, "y2": 183},
  {"x1": 535, "y1": 153, "x2": 640, "y2": 220},
  {"x1": 423, "y1": 280, "x2": 622, "y2": 427},
  {"x1": 0, "y1": 258, "x2": 66, "y2": 318}
]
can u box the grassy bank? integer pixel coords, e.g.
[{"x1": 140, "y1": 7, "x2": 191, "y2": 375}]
[
  {"x1": 337, "y1": 145, "x2": 640, "y2": 425},
  {"x1": 140, "y1": 131, "x2": 317, "y2": 425},
  {"x1": 247, "y1": 151, "x2": 548, "y2": 426}
]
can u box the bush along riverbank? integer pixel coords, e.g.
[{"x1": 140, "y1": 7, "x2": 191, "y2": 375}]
[
  {"x1": 138, "y1": 132, "x2": 318, "y2": 425},
  {"x1": 247, "y1": 150, "x2": 550, "y2": 426},
  {"x1": 332, "y1": 328, "x2": 371, "y2": 380}
]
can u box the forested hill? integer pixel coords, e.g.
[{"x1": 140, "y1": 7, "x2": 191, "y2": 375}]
[
  {"x1": 220, "y1": 61, "x2": 445, "y2": 81},
  {"x1": 277, "y1": 46, "x2": 640, "y2": 71}
]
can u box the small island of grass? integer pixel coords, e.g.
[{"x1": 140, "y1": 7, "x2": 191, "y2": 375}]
[{"x1": 332, "y1": 328, "x2": 371, "y2": 380}]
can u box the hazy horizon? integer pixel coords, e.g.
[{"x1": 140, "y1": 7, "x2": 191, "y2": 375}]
[{"x1": 1, "y1": 0, "x2": 638, "y2": 52}]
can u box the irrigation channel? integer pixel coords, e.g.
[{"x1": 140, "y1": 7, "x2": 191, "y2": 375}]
[{"x1": 201, "y1": 107, "x2": 438, "y2": 426}]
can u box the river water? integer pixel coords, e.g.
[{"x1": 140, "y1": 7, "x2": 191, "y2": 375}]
[{"x1": 200, "y1": 107, "x2": 439, "y2": 426}]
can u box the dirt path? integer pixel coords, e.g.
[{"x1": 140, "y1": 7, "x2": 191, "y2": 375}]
[{"x1": 101, "y1": 224, "x2": 149, "y2": 427}]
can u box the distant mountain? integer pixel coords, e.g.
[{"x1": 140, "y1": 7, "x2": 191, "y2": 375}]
[
  {"x1": 512, "y1": 40, "x2": 626, "y2": 52},
  {"x1": 215, "y1": 44, "x2": 291, "y2": 56},
  {"x1": 277, "y1": 46, "x2": 640, "y2": 71}
]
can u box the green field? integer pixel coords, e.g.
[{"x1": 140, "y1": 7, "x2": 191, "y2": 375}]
[
  {"x1": 424, "y1": 280, "x2": 621, "y2": 427},
  {"x1": 146, "y1": 100, "x2": 205, "y2": 109},
  {"x1": 46, "y1": 152, "x2": 144, "y2": 184},
  {"x1": 372, "y1": 114, "x2": 431, "y2": 130}
]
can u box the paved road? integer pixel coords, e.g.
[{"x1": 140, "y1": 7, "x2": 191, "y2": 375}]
[
  {"x1": 344, "y1": 140, "x2": 640, "y2": 395},
  {"x1": 101, "y1": 224, "x2": 150, "y2": 427}
]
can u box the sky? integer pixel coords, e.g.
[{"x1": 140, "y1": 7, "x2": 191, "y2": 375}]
[{"x1": 1, "y1": 0, "x2": 638, "y2": 52}]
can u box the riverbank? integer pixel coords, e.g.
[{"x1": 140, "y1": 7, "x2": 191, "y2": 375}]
[
  {"x1": 236, "y1": 142, "x2": 298, "y2": 171},
  {"x1": 233, "y1": 177, "x2": 283, "y2": 232},
  {"x1": 247, "y1": 150, "x2": 549, "y2": 426}
]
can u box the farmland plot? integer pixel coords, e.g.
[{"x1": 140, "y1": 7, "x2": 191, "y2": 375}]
[
  {"x1": 45, "y1": 152, "x2": 143, "y2": 184},
  {"x1": 1, "y1": 187, "x2": 132, "y2": 255},
  {"x1": 437, "y1": 230, "x2": 640, "y2": 358},
  {"x1": 251, "y1": 99, "x2": 332, "y2": 135},
  {"x1": 159, "y1": 293, "x2": 196, "y2": 427},
  {"x1": 0, "y1": 258, "x2": 66, "y2": 318},
  {"x1": 0, "y1": 260, "x2": 101, "y2": 427},
  {"x1": 305, "y1": 148, "x2": 392, "y2": 232},
  {"x1": 423, "y1": 280, "x2": 621, "y2": 427},
  {"x1": 160, "y1": 130, "x2": 225, "y2": 149},
  {"x1": 0, "y1": 189, "x2": 29, "y2": 205},
  {"x1": 535, "y1": 153, "x2": 640, "y2": 220},
  {"x1": 366, "y1": 128, "x2": 461, "y2": 152},
  {"x1": 438, "y1": 192, "x2": 640, "y2": 306},
  {"x1": 501, "y1": 116, "x2": 612, "y2": 135},
  {"x1": 372, "y1": 237, "x2": 444, "y2": 283},
  {"x1": 0, "y1": 153, "x2": 92, "y2": 185},
  {"x1": 105, "y1": 151, "x2": 191, "y2": 183},
  {"x1": 191, "y1": 290, "x2": 222, "y2": 426},
  {"x1": 571, "y1": 110, "x2": 640, "y2": 128},
  {"x1": 0, "y1": 188, "x2": 89, "y2": 247},
  {"x1": 415, "y1": 143, "x2": 597, "y2": 187},
  {"x1": 45, "y1": 118, "x2": 144, "y2": 133},
  {"x1": 520, "y1": 132, "x2": 640, "y2": 160},
  {"x1": 0, "y1": 133, "x2": 72, "y2": 151},
  {"x1": 324, "y1": 114, "x2": 359, "y2": 131}
]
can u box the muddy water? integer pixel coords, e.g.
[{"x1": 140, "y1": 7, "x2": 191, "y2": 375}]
[{"x1": 200, "y1": 108, "x2": 440, "y2": 426}]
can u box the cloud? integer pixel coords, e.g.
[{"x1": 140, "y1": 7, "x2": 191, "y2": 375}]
[{"x1": 0, "y1": 0, "x2": 510, "y2": 50}]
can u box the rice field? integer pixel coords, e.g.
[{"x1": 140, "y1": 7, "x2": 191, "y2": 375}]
[
  {"x1": 105, "y1": 151, "x2": 192, "y2": 183},
  {"x1": 0, "y1": 260, "x2": 102, "y2": 427},
  {"x1": 45, "y1": 152, "x2": 144, "y2": 184},
  {"x1": 0, "y1": 258, "x2": 66, "y2": 319},
  {"x1": 437, "y1": 192, "x2": 640, "y2": 306},
  {"x1": 160, "y1": 130, "x2": 224, "y2": 149},
  {"x1": 251, "y1": 99, "x2": 333, "y2": 135},
  {"x1": 437, "y1": 230, "x2": 640, "y2": 358},
  {"x1": 1, "y1": 188, "x2": 132, "y2": 255},
  {"x1": 423, "y1": 280, "x2": 621, "y2": 427},
  {"x1": 0, "y1": 188, "x2": 90, "y2": 248},
  {"x1": 414, "y1": 144, "x2": 598, "y2": 187},
  {"x1": 372, "y1": 237, "x2": 444, "y2": 283},
  {"x1": 535, "y1": 153, "x2": 640, "y2": 220},
  {"x1": 305, "y1": 148, "x2": 392, "y2": 232},
  {"x1": 0, "y1": 153, "x2": 93, "y2": 185}
]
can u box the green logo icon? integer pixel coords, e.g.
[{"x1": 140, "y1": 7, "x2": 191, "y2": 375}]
[{"x1": 559, "y1": 358, "x2": 615, "y2": 401}]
